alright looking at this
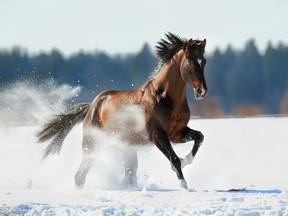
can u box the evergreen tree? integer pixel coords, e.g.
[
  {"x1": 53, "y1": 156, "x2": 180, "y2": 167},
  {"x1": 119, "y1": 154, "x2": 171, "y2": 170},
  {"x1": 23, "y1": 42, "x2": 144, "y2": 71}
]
[
  {"x1": 206, "y1": 45, "x2": 236, "y2": 111},
  {"x1": 226, "y1": 40, "x2": 264, "y2": 110},
  {"x1": 129, "y1": 43, "x2": 157, "y2": 87},
  {"x1": 263, "y1": 42, "x2": 288, "y2": 113}
]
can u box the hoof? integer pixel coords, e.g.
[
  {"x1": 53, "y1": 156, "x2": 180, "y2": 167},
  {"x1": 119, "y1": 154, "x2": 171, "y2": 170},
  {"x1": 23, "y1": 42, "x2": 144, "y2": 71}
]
[
  {"x1": 179, "y1": 179, "x2": 189, "y2": 191},
  {"x1": 180, "y1": 154, "x2": 194, "y2": 169},
  {"x1": 124, "y1": 177, "x2": 138, "y2": 189},
  {"x1": 74, "y1": 173, "x2": 85, "y2": 188}
]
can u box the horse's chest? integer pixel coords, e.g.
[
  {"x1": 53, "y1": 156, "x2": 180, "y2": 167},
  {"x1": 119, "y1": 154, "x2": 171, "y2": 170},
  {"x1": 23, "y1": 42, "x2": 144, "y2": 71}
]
[
  {"x1": 167, "y1": 112, "x2": 188, "y2": 130},
  {"x1": 154, "y1": 94, "x2": 174, "y2": 115},
  {"x1": 155, "y1": 102, "x2": 189, "y2": 135},
  {"x1": 154, "y1": 95, "x2": 189, "y2": 120}
]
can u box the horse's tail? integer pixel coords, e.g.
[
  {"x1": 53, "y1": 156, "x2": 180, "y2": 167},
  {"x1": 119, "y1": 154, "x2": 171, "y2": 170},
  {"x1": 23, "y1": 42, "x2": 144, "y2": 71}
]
[{"x1": 37, "y1": 103, "x2": 90, "y2": 159}]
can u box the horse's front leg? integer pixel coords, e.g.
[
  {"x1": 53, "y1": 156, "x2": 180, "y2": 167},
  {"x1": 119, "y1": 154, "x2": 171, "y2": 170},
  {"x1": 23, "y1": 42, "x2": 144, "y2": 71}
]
[
  {"x1": 149, "y1": 126, "x2": 189, "y2": 190},
  {"x1": 179, "y1": 126, "x2": 204, "y2": 169}
]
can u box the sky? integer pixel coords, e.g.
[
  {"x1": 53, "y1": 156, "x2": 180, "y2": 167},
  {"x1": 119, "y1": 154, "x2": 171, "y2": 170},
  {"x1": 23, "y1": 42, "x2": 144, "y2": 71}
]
[{"x1": 1, "y1": 0, "x2": 288, "y2": 56}]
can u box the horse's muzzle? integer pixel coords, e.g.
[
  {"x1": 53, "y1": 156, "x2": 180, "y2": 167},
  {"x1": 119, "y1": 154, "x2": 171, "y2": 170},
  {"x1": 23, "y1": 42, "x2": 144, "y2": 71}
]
[{"x1": 194, "y1": 86, "x2": 206, "y2": 100}]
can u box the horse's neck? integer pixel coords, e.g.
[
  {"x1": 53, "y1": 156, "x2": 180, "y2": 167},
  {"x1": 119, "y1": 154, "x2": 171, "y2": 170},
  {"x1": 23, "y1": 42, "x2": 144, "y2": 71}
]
[{"x1": 152, "y1": 58, "x2": 187, "y2": 104}]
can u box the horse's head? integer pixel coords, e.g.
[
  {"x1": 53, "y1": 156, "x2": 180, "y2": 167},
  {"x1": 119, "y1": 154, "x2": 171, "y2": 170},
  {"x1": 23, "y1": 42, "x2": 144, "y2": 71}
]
[
  {"x1": 180, "y1": 39, "x2": 207, "y2": 100},
  {"x1": 155, "y1": 33, "x2": 207, "y2": 100}
]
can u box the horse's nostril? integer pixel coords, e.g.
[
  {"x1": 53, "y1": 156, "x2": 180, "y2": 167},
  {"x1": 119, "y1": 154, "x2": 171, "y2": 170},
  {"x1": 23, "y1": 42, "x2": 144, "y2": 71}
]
[{"x1": 196, "y1": 87, "x2": 202, "y2": 95}]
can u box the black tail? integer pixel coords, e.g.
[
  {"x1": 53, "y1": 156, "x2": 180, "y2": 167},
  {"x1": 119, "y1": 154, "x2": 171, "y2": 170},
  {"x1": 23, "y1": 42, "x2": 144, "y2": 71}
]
[{"x1": 37, "y1": 103, "x2": 90, "y2": 159}]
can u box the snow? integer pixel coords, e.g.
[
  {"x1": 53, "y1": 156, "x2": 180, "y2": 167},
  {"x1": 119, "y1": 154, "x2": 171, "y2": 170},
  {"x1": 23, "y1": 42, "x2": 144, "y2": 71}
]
[
  {"x1": 0, "y1": 117, "x2": 288, "y2": 215},
  {"x1": 1, "y1": 189, "x2": 287, "y2": 215}
]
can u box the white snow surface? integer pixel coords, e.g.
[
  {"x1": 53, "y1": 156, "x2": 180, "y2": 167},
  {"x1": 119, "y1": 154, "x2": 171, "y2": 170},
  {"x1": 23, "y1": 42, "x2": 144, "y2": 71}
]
[{"x1": 0, "y1": 117, "x2": 288, "y2": 215}]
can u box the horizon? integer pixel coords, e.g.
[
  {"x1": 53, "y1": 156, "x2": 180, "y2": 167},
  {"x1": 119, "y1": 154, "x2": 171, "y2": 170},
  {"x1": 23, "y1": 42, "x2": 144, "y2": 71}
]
[{"x1": 1, "y1": 38, "x2": 285, "y2": 58}]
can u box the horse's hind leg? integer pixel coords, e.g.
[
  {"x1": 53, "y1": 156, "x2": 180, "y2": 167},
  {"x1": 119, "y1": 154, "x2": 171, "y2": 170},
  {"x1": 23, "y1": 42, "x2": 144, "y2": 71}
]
[
  {"x1": 75, "y1": 156, "x2": 93, "y2": 187},
  {"x1": 74, "y1": 132, "x2": 95, "y2": 188},
  {"x1": 124, "y1": 149, "x2": 138, "y2": 187}
]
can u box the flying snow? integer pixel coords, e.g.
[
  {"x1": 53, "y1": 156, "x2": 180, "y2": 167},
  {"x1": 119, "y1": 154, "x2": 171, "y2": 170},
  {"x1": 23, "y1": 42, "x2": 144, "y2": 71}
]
[{"x1": 0, "y1": 79, "x2": 80, "y2": 126}]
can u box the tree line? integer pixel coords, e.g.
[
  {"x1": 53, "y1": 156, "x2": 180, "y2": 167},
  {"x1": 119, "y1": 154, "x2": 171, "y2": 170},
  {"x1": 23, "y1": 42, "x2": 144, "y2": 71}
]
[{"x1": 1, "y1": 40, "x2": 288, "y2": 116}]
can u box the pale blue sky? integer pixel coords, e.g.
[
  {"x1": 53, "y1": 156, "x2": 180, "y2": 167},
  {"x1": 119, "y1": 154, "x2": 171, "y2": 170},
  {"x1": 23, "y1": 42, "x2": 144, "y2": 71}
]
[{"x1": 1, "y1": 0, "x2": 287, "y2": 56}]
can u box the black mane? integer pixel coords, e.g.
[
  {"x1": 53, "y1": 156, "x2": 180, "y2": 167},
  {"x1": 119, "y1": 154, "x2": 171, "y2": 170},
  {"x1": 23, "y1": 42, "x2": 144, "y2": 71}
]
[{"x1": 155, "y1": 32, "x2": 187, "y2": 63}]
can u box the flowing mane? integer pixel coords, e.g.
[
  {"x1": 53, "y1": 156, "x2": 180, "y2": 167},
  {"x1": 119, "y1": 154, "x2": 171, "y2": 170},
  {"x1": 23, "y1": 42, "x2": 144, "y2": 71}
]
[
  {"x1": 149, "y1": 33, "x2": 187, "y2": 79},
  {"x1": 151, "y1": 33, "x2": 204, "y2": 79},
  {"x1": 155, "y1": 32, "x2": 187, "y2": 63}
]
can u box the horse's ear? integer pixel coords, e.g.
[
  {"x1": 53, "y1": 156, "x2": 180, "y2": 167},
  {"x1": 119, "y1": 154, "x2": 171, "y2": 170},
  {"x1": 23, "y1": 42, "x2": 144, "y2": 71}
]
[
  {"x1": 185, "y1": 39, "x2": 193, "y2": 55},
  {"x1": 201, "y1": 39, "x2": 207, "y2": 49},
  {"x1": 186, "y1": 39, "x2": 193, "y2": 49}
]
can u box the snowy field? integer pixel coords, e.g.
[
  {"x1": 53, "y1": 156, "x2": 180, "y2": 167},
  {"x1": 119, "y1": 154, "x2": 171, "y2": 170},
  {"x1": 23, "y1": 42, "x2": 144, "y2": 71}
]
[
  {"x1": 0, "y1": 117, "x2": 287, "y2": 215},
  {"x1": 0, "y1": 82, "x2": 287, "y2": 215}
]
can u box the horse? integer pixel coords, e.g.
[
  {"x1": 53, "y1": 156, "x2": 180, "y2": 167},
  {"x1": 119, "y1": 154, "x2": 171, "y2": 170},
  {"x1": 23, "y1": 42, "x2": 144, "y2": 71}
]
[{"x1": 37, "y1": 33, "x2": 207, "y2": 190}]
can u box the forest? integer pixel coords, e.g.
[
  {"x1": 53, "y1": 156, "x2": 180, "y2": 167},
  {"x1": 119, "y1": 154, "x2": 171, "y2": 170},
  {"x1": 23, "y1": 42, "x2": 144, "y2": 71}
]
[{"x1": 1, "y1": 40, "x2": 288, "y2": 117}]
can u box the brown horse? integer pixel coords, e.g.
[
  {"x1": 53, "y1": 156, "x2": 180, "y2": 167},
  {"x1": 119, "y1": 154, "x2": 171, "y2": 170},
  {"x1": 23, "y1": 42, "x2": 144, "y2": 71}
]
[{"x1": 37, "y1": 33, "x2": 207, "y2": 190}]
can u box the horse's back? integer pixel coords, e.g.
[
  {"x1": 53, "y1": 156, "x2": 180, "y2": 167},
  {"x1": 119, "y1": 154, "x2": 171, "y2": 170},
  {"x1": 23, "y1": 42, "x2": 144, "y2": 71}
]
[{"x1": 83, "y1": 89, "x2": 146, "y2": 134}]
